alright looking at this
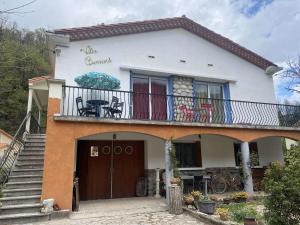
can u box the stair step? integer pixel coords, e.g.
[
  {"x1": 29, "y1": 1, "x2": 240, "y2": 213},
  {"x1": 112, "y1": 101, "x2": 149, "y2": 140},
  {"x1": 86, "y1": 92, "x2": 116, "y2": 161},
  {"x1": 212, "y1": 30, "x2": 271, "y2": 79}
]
[
  {"x1": 23, "y1": 146, "x2": 45, "y2": 150},
  {"x1": 0, "y1": 203, "x2": 43, "y2": 215},
  {"x1": 19, "y1": 152, "x2": 44, "y2": 157},
  {"x1": 0, "y1": 195, "x2": 41, "y2": 206},
  {"x1": 0, "y1": 212, "x2": 49, "y2": 225},
  {"x1": 6, "y1": 181, "x2": 42, "y2": 189},
  {"x1": 22, "y1": 150, "x2": 45, "y2": 155},
  {"x1": 27, "y1": 134, "x2": 45, "y2": 137},
  {"x1": 3, "y1": 188, "x2": 42, "y2": 197},
  {"x1": 15, "y1": 162, "x2": 44, "y2": 169},
  {"x1": 17, "y1": 158, "x2": 44, "y2": 163},
  {"x1": 25, "y1": 140, "x2": 45, "y2": 143},
  {"x1": 24, "y1": 143, "x2": 45, "y2": 147},
  {"x1": 9, "y1": 175, "x2": 42, "y2": 182},
  {"x1": 11, "y1": 169, "x2": 43, "y2": 176}
]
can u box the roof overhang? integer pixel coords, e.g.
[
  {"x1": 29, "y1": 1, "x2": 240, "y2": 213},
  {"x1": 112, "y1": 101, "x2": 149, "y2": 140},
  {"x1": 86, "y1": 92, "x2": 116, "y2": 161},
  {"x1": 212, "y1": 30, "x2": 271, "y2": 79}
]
[{"x1": 46, "y1": 32, "x2": 70, "y2": 69}]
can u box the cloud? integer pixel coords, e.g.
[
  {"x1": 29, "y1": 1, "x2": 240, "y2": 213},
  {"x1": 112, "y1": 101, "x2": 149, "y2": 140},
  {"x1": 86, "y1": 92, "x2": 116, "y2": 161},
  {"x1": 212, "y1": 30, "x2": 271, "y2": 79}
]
[{"x1": 2, "y1": 0, "x2": 300, "y2": 102}]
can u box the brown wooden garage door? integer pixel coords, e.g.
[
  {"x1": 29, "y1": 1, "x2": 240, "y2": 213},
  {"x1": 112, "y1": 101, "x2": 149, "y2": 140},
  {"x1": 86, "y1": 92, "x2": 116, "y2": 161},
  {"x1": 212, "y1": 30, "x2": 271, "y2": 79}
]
[{"x1": 77, "y1": 140, "x2": 144, "y2": 200}]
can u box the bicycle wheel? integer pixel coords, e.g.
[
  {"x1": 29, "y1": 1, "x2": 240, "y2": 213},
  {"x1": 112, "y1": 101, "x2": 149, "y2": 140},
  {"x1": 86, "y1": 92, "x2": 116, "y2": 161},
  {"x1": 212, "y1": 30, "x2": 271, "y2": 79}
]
[
  {"x1": 231, "y1": 175, "x2": 242, "y2": 191},
  {"x1": 211, "y1": 175, "x2": 227, "y2": 194}
]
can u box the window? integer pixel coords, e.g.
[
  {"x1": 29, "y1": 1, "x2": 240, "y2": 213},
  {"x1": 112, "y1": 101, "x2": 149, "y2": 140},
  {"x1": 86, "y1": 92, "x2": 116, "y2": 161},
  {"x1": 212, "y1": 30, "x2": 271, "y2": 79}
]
[
  {"x1": 234, "y1": 142, "x2": 259, "y2": 167},
  {"x1": 194, "y1": 82, "x2": 224, "y2": 99},
  {"x1": 174, "y1": 142, "x2": 202, "y2": 168},
  {"x1": 194, "y1": 82, "x2": 225, "y2": 123}
]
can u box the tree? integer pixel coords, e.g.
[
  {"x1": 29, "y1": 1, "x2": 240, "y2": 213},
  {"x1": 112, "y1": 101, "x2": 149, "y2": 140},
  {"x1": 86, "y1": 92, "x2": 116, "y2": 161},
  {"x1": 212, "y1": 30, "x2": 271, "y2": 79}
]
[
  {"x1": 263, "y1": 143, "x2": 300, "y2": 225},
  {"x1": 277, "y1": 56, "x2": 300, "y2": 94},
  {"x1": 0, "y1": 21, "x2": 50, "y2": 134}
]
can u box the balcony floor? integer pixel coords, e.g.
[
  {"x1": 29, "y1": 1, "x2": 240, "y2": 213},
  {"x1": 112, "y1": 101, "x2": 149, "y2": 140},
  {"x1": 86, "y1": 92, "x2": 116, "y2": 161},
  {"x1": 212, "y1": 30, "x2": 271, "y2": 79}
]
[{"x1": 53, "y1": 115, "x2": 300, "y2": 132}]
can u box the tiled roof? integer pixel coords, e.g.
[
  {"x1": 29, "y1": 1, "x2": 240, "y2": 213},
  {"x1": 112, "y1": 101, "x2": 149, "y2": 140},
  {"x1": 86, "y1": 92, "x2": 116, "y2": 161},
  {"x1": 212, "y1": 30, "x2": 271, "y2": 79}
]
[
  {"x1": 0, "y1": 128, "x2": 13, "y2": 140},
  {"x1": 28, "y1": 75, "x2": 51, "y2": 84},
  {"x1": 54, "y1": 16, "x2": 275, "y2": 70},
  {"x1": 0, "y1": 143, "x2": 8, "y2": 150}
]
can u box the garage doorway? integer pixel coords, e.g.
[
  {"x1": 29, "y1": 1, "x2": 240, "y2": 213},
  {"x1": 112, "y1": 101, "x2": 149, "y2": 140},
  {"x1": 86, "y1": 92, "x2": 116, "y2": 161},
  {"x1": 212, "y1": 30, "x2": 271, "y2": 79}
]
[{"x1": 76, "y1": 140, "x2": 144, "y2": 200}]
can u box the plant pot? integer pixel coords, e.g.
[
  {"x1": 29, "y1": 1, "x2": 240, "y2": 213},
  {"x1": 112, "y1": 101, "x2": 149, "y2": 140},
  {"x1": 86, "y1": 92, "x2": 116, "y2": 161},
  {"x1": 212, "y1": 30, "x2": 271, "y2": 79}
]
[
  {"x1": 170, "y1": 178, "x2": 181, "y2": 185},
  {"x1": 223, "y1": 197, "x2": 232, "y2": 204},
  {"x1": 197, "y1": 201, "x2": 216, "y2": 215},
  {"x1": 219, "y1": 214, "x2": 229, "y2": 221},
  {"x1": 233, "y1": 198, "x2": 247, "y2": 203},
  {"x1": 244, "y1": 217, "x2": 257, "y2": 225}
]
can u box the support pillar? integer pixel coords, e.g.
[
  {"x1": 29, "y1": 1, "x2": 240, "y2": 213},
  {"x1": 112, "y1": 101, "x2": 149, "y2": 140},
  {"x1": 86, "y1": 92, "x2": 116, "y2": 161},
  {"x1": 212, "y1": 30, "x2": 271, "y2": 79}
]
[
  {"x1": 241, "y1": 142, "x2": 254, "y2": 196},
  {"x1": 25, "y1": 88, "x2": 33, "y2": 132},
  {"x1": 38, "y1": 110, "x2": 41, "y2": 125},
  {"x1": 155, "y1": 168, "x2": 161, "y2": 198},
  {"x1": 164, "y1": 140, "x2": 172, "y2": 204}
]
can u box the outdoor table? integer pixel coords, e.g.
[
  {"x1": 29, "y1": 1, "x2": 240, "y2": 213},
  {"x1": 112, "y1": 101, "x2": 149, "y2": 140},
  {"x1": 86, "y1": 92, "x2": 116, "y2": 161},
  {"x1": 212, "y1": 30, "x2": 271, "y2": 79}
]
[{"x1": 86, "y1": 99, "x2": 109, "y2": 117}]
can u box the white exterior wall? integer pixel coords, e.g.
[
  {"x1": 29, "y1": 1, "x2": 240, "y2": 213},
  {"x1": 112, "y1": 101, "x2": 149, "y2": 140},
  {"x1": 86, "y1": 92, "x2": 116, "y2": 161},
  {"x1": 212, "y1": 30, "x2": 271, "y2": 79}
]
[
  {"x1": 54, "y1": 28, "x2": 276, "y2": 103},
  {"x1": 81, "y1": 133, "x2": 284, "y2": 170},
  {"x1": 256, "y1": 137, "x2": 284, "y2": 166},
  {"x1": 175, "y1": 134, "x2": 283, "y2": 168},
  {"x1": 200, "y1": 135, "x2": 236, "y2": 167}
]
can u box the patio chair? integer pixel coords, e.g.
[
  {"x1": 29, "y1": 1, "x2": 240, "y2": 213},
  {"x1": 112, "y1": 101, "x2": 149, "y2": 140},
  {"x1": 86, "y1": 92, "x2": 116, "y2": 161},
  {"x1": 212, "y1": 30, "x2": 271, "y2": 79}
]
[
  {"x1": 199, "y1": 103, "x2": 213, "y2": 122},
  {"x1": 178, "y1": 104, "x2": 194, "y2": 121},
  {"x1": 102, "y1": 96, "x2": 124, "y2": 118},
  {"x1": 75, "y1": 97, "x2": 96, "y2": 117}
]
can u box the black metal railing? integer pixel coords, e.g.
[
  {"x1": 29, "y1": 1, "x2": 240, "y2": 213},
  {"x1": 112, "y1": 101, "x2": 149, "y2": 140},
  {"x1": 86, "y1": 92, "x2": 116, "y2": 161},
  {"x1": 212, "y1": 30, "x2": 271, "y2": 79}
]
[
  {"x1": 0, "y1": 112, "x2": 43, "y2": 186},
  {"x1": 61, "y1": 85, "x2": 300, "y2": 128}
]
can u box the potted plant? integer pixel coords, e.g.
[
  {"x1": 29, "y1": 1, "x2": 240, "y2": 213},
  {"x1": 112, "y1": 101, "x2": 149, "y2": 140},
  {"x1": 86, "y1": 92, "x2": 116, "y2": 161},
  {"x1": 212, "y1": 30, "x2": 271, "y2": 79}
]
[
  {"x1": 223, "y1": 197, "x2": 232, "y2": 204},
  {"x1": 183, "y1": 194, "x2": 197, "y2": 209},
  {"x1": 232, "y1": 191, "x2": 248, "y2": 203},
  {"x1": 190, "y1": 190, "x2": 202, "y2": 201},
  {"x1": 216, "y1": 208, "x2": 229, "y2": 221},
  {"x1": 197, "y1": 196, "x2": 216, "y2": 215},
  {"x1": 170, "y1": 177, "x2": 181, "y2": 185},
  {"x1": 244, "y1": 216, "x2": 258, "y2": 225}
]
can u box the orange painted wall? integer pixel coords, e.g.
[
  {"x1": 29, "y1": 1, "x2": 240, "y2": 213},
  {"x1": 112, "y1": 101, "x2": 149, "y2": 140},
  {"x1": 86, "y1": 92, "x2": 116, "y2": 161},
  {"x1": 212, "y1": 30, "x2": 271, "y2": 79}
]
[{"x1": 42, "y1": 98, "x2": 300, "y2": 210}]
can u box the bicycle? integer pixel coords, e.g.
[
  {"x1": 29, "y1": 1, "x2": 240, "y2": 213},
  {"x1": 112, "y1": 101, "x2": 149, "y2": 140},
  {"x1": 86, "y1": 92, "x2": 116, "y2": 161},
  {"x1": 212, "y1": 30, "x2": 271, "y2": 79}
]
[{"x1": 207, "y1": 171, "x2": 243, "y2": 194}]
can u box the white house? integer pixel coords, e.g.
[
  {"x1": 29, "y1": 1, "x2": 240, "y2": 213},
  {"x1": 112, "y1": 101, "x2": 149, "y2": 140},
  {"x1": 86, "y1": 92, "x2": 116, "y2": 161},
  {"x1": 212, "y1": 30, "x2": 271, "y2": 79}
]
[{"x1": 11, "y1": 16, "x2": 300, "y2": 210}]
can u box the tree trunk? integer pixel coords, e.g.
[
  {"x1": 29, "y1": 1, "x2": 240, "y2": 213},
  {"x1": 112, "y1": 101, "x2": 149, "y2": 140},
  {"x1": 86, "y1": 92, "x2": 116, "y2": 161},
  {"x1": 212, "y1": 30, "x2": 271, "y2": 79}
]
[{"x1": 168, "y1": 185, "x2": 183, "y2": 214}]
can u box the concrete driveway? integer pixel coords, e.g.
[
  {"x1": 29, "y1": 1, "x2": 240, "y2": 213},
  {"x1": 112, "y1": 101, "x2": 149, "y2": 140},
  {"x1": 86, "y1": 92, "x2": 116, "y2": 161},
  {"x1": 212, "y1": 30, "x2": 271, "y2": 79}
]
[{"x1": 28, "y1": 197, "x2": 207, "y2": 225}]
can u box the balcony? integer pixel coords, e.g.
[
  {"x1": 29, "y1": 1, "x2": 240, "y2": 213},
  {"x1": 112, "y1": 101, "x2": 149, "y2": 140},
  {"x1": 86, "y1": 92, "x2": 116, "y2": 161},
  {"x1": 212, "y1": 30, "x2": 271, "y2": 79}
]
[{"x1": 59, "y1": 85, "x2": 300, "y2": 128}]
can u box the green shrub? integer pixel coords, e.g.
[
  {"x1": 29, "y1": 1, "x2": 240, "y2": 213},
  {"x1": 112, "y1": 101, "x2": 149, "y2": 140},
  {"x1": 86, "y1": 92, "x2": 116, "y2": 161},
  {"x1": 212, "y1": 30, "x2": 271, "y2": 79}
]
[
  {"x1": 219, "y1": 202, "x2": 261, "y2": 223},
  {"x1": 263, "y1": 144, "x2": 300, "y2": 225}
]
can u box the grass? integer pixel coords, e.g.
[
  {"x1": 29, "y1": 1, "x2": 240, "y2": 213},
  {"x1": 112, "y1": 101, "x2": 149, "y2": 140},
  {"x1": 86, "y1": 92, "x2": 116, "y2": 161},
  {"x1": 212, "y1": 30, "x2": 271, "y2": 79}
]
[{"x1": 218, "y1": 202, "x2": 265, "y2": 224}]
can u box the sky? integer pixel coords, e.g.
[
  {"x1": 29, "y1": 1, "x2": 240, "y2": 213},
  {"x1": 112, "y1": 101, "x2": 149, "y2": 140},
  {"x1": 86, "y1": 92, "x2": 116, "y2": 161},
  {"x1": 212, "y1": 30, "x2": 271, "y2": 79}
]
[{"x1": 1, "y1": 0, "x2": 300, "y2": 103}]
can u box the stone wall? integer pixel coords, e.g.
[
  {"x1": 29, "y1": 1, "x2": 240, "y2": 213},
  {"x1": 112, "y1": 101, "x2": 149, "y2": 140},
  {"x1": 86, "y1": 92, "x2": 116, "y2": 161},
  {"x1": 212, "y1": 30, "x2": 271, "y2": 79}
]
[
  {"x1": 172, "y1": 76, "x2": 194, "y2": 97},
  {"x1": 145, "y1": 169, "x2": 156, "y2": 196},
  {"x1": 172, "y1": 76, "x2": 194, "y2": 121}
]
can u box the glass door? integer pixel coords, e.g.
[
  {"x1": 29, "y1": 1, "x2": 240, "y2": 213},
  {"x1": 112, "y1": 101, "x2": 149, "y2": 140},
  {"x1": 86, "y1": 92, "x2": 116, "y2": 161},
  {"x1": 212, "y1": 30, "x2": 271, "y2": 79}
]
[
  {"x1": 151, "y1": 78, "x2": 167, "y2": 120},
  {"x1": 209, "y1": 84, "x2": 224, "y2": 123},
  {"x1": 194, "y1": 82, "x2": 224, "y2": 123},
  {"x1": 132, "y1": 75, "x2": 168, "y2": 121},
  {"x1": 194, "y1": 83, "x2": 209, "y2": 122},
  {"x1": 132, "y1": 77, "x2": 149, "y2": 119}
]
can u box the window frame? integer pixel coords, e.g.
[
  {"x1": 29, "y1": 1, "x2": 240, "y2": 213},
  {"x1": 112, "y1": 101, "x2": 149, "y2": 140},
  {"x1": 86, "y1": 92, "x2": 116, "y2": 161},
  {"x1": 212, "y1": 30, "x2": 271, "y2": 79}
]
[
  {"x1": 194, "y1": 81, "x2": 225, "y2": 100},
  {"x1": 174, "y1": 142, "x2": 202, "y2": 169}
]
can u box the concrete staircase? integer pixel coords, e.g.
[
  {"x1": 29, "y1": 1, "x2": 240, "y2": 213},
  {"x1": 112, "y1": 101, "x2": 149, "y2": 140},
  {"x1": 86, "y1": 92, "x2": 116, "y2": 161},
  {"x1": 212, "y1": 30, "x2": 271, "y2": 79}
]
[{"x1": 0, "y1": 134, "x2": 50, "y2": 224}]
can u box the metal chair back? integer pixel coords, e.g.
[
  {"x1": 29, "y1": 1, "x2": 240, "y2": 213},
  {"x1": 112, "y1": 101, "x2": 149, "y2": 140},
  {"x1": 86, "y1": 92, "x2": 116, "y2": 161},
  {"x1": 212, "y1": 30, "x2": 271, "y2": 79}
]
[{"x1": 76, "y1": 97, "x2": 84, "y2": 116}]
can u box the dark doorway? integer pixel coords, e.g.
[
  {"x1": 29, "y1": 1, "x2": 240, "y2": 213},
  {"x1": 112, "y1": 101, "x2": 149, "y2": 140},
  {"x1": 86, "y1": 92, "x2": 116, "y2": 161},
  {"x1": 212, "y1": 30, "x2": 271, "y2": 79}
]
[{"x1": 76, "y1": 140, "x2": 144, "y2": 200}]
